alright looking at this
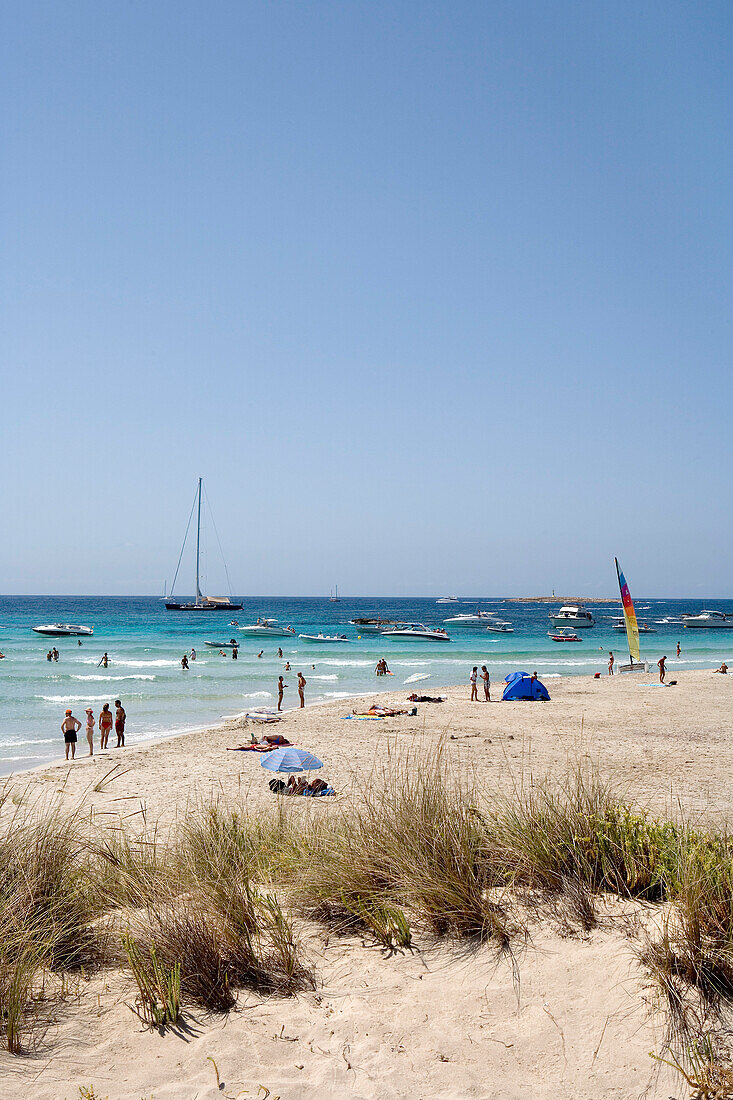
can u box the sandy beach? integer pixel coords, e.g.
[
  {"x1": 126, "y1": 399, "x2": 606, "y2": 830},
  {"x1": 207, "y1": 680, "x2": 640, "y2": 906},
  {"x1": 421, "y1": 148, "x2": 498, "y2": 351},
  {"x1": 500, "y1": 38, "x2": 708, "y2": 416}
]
[{"x1": 1, "y1": 668, "x2": 731, "y2": 1098}]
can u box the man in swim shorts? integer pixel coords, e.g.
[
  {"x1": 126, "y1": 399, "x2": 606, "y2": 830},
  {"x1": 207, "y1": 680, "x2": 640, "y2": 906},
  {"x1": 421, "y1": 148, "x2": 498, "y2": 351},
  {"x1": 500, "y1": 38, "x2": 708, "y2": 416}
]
[
  {"x1": 61, "y1": 709, "x2": 81, "y2": 761},
  {"x1": 114, "y1": 699, "x2": 126, "y2": 747},
  {"x1": 297, "y1": 672, "x2": 306, "y2": 708},
  {"x1": 481, "y1": 665, "x2": 491, "y2": 701}
]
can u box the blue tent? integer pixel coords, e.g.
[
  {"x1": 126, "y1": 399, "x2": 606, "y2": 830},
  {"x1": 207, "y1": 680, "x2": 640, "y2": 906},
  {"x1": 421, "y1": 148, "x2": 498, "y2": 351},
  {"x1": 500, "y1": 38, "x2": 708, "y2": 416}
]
[{"x1": 502, "y1": 671, "x2": 550, "y2": 701}]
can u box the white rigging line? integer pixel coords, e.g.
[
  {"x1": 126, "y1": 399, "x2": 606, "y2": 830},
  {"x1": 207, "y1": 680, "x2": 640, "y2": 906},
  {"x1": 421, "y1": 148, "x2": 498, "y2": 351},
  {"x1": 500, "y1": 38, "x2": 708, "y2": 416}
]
[
  {"x1": 169, "y1": 487, "x2": 198, "y2": 596},
  {"x1": 203, "y1": 484, "x2": 236, "y2": 597}
]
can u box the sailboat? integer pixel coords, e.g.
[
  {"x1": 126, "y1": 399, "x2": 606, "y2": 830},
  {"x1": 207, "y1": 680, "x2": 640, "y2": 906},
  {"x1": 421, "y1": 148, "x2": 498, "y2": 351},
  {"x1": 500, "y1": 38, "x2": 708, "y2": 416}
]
[
  {"x1": 165, "y1": 479, "x2": 243, "y2": 611},
  {"x1": 329, "y1": 585, "x2": 340, "y2": 603},
  {"x1": 614, "y1": 558, "x2": 648, "y2": 672}
]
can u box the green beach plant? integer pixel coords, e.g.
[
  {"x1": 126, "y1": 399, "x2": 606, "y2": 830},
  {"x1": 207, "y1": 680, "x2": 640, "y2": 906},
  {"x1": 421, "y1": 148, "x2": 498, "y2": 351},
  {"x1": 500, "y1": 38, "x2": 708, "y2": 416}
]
[{"x1": 122, "y1": 933, "x2": 181, "y2": 1030}]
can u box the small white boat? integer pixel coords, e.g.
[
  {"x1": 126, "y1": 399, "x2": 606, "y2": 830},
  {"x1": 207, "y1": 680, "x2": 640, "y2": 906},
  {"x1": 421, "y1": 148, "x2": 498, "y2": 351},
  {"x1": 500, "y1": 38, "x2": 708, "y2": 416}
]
[
  {"x1": 612, "y1": 617, "x2": 656, "y2": 634},
  {"x1": 436, "y1": 596, "x2": 458, "y2": 604},
  {"x1": 485, "y1": 620, "x2": 514, "y2": 633},
  {"x1": 298, "y1": 633, "x2": 349, "y2": 643},
  {"x1": 240, "y1": 619, "x2": 296, "y2": 637},
  {"x1": 681, "y1": 610, "x2": 733, "y2": 630},
  {"x1": 443, "y1": 611, "x2": 497, "y2": 625},
  {"x1": 204, "y1": 639, "x2": 239, "y2": 648},
  {"x1": 381, "y1": 623, "x2": 451, "y2": 642},
  {"x1": 548, "y1": 628, "x2": 581, "y2": 642},
  {"x1": 549, "y1": 604, "x2": 595, "y2": 629},
  {"x1": 33, "y1": 623, "x2": 94, "y2": 637}
]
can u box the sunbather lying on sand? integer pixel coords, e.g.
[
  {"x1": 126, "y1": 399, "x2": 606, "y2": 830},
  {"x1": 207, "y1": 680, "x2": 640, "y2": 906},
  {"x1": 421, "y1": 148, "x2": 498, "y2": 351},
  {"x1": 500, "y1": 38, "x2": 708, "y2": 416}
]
[
  {"x1": 268, "y1": 776, "x2": 335, "y2": 796},
  {"x1": 228, "y1": 734, "x2": 292, "y2": 752}
]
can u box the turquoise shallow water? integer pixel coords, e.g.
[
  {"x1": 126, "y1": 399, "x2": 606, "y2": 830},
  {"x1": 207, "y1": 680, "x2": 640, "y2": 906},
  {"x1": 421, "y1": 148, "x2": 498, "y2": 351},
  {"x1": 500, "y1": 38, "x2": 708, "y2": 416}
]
[{"x1": 1, "y1": 595, "x2": 731, "y2": 775}]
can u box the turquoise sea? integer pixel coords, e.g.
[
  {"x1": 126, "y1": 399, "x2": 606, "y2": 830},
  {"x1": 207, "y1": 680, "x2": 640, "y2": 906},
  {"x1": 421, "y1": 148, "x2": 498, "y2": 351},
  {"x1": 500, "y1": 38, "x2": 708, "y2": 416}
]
[{"x1": 1, "y1": 595, "x2": 731, "y2": 775}]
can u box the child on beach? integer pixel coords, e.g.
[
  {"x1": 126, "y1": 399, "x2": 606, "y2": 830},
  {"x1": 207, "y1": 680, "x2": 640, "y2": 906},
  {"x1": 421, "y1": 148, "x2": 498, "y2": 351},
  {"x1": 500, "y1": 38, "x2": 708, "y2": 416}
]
[{"x1": 85, "y1": 708, "x2": 95, "y2": 756}]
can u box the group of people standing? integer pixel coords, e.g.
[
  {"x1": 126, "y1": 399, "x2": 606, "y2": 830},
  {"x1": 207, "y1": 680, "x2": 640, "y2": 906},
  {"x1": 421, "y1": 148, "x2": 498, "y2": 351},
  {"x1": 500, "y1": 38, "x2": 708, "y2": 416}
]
[
  {"x1": 61, "y1": 700, "x2": 126, "y2": 760},
  {"x1": 469, "y1": 665, "x2": 491, "y2": 701},
  {"x1": 277, "y1": 672, "x2": 307, "y2": 711}
]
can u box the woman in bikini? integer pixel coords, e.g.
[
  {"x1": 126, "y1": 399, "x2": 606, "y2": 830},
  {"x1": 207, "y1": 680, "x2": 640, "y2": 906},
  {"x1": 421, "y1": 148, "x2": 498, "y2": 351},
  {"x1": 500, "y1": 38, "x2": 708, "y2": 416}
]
[
  {"x1": 99, "y1": 703, "x2": 113, "y2": 749},
  {"x1": 85, "y1": 708, "x2": 95, "y2": 756}
]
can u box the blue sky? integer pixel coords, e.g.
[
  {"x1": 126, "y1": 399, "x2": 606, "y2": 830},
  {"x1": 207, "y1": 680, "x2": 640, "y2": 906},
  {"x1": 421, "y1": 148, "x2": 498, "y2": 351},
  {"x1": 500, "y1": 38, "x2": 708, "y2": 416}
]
[{"x1": 2, "y1": 1, "x2": 731, "y2": 596}]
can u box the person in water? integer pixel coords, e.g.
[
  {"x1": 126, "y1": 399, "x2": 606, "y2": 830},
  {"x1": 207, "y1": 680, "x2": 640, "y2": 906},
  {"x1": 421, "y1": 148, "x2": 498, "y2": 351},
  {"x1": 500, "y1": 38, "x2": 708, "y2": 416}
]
[
  {"x1": 232, "y1": 646, "x2": 238, "y2": 660},
  {"x1": 676, "y1": 641, "x2": 681, "y2": 658},
  {"x1": 284, "y1": 661, "x2": 291, "y2": 671},
  {"x1": 257, "y1": 650, "x2": 263, "y2": 659},
  {"x1": 99, "y1": 652, "x2": 109, "y2": 669},
  {"x1": 278, "y1": 675, "x2": 286, "y2": 711},
  {"x1": 52, "y1": 647, "x2": 59, "y2": 661},
  {"x1": 297, "y1": 672, "x2": 306, "y2": 708},
  {"x1": 85, "y1": 708, "x2": 95, "y2": 756},
  {"x1": 190, "y1": 647, "x2": 196, "y2": 661},
  {"x1": 658, "y1": 656, "x2": 667, "y2": 683},
  {"x1": 181, "y1": 654, "x2": 189, "y2": 670},
  {"x1": 46, "y1": 650, "x2": 53, "y2": 662},
  {"x1": 62, "y1": 709, "x2": 81, "y2": 760},
  {"x1": 277, "y1": 648, "x2": 283, "y2": 659},
  {"x1": 114, "y1": 699, "x2": 126, "y2": 747},
  {"x1": 99, "y1": 703, "x2": 113, "y2": 749}
]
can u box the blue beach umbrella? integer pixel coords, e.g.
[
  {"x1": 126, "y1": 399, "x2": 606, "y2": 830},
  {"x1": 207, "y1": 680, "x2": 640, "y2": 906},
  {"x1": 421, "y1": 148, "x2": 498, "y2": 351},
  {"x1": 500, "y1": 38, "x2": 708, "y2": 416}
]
[{"x1": 260, "y1": 747, "x2": 323, "y2": 773}]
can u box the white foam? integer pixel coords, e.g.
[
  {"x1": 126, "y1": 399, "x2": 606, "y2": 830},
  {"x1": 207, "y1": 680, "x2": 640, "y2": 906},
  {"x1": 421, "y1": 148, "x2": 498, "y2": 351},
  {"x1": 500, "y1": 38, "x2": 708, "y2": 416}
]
[
  {"x1": 309, "y1": 675, "x2": 338, "y2": 681},
  {"x1": 242, "y1": 691, "x2": 273, "y2": 699},
  {"x1": 38, "y1": 694, "x2": 142, "y2": 704},
  {"x1": 70, "y1": 674, "x2": 156, "y2": 682}
]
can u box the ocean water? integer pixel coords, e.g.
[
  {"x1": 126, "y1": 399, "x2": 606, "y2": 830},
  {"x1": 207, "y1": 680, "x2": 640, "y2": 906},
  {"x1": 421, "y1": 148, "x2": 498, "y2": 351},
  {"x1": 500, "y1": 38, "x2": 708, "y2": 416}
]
[{"x1": 1, "y1": 595, "x2": 731, "y2": 775}]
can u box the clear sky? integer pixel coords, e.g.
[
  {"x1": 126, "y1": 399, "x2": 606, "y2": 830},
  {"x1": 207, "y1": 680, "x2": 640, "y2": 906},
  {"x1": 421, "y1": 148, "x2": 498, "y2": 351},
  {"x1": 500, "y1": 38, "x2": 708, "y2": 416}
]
[{"x1": 2, "y1": 1, "x2": 731, "y2": 596}]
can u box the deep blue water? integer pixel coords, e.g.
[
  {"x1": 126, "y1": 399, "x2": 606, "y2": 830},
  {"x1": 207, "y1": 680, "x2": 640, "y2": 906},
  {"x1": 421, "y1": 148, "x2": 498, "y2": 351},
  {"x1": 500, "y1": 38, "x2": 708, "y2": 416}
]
[{"x1": 1, "y1": 595, "x2": 731, "y2": 774}]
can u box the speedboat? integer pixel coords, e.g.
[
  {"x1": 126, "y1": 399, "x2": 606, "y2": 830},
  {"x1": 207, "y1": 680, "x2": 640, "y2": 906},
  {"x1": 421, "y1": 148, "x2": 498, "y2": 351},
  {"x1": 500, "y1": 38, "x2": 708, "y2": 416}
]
[
  {"x1": 549, "y1": 604, "x2": 595, "y2": 629},
  {"x1": 485, "y1": 620, "x2": 514, "y2": 633},
  {"x1": 33, "y1": 624, "x2": 94, "y2": 637},
  {"x1": 548, "y1": 629, "x2": 581, "y2": 642},
  {"x1": 380, "y1": 624, "x2": 451, "y2": 641},
  {"x1": 239, "y1": 619, "x2": 296, "y2": 637},
  {"x1": 436, "y1": 596, "x2": 458, "y2": 604},
  {"x1": 612, "y1": 617, "x2": 656, "y2": 634},
  {"x1": 298, "y1": 633, "x2": 349, "y2": 643},
  {"x1": 204, "y1": 639, "x2": 239, "y2": 648},
  {"x1": 681, "y1": 610, "x2": 733, "y2": 629},
  {"x1": 444, "y1": 611, "x2": 497, "y2": 625},
  {"x1": 349, "y1": 617, "x2": 407, "y2": 633}
]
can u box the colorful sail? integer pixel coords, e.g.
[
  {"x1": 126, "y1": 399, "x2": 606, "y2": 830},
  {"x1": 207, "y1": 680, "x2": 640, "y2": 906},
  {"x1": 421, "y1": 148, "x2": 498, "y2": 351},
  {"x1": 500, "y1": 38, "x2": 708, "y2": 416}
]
[{"x1": 614, "y1": 557, "x2": 640, "y2": 663}]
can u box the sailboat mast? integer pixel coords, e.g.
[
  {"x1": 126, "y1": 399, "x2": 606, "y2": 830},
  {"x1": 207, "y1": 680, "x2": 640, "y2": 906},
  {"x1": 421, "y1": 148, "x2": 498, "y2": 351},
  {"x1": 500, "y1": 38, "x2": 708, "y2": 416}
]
[{"x1": 195, "y1": 477, "x2": 202, "y2": 603}]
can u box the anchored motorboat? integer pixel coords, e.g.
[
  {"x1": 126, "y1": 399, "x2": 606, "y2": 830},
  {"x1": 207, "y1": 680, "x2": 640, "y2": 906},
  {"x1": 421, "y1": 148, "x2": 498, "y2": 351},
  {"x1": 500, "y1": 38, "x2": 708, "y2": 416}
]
[
  {"x1": 349, "y1": 617, "x2": 407, "y2": 633},
  {"x1": 549, "y1": 604, "x2": 595, "y2": 629},
  {"x1": 681, "y1": 610, "x2": 733, "y2": 629},
  {"x1": 443, "y1": 611, "x2": 497, "y2": 626},
  {"x1": 548, "y1": 629, "x2": 581, "y2": 642},
  {"x1": 612, "y1": 617, "x2": 656, "y2": 634},
  {"x1": 380, "y1": 624, "x2": 451, "y2": 641},
  {"x1": 204, "y1": 639, "x2": 239, "y2": 648},
  {"x1": 436, "y1": 596, "x2": 458, "y2": 604},
  {"x1": 298, "y1": 633, "x2": 349, "y2": 643},
  {"x1": 240, "y1": 619, "x2": 296, "y2": 637},
  {"x1": 33, "y1": 624, "x2": 94, "y2": 637},
  {"x1": 485, "y1": 619, "x2": 514, "y2": 633}
]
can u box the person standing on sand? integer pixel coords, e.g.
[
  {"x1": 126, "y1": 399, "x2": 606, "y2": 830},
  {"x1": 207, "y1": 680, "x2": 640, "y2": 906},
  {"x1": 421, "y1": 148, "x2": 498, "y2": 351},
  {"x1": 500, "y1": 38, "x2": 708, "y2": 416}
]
[
  {"x1": 114, "y1": 699, "x2": 126, "y2": 747},
  {"x1": 658, "y1": 656, "x2": 667, "y2": 683},
  {"x1": 278, "y1": 675, "x2": 286, "y2": 711},
  {"x1": 608, "y1": 652, "x2": 614, "y2": 675},
  {"x1": 676, "y1": 641, "x2": 681, "y2": 658},
  {"x1": 469, "y1": 666, "x2": 478, "y2": 701},
  {"x1": 99, "y1": 703, "x2": 113, "y2": 749},
  {"x1": 62, "y1": 709, "x2": 81, "y2": 760},
  {"x1": 297, "y1": 672, "x2": 306, "y2": 708},
  {"x1": 85, "y1": 708, "x2": 95, "y2": 756},
  {"x1": 481, "y1": 665, "x2": 491, "y2": 701}
]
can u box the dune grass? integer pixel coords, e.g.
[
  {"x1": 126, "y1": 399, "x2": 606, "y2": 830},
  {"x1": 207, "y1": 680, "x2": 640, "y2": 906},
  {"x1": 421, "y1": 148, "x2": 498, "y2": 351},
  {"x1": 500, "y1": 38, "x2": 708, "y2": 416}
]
[{"x1": 1, "y1": 752, "x2": 733, "y2": 1080}]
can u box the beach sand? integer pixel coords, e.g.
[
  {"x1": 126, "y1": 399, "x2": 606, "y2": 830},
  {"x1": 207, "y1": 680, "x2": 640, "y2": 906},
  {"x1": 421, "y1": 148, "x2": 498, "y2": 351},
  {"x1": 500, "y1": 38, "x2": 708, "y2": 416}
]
[{"x1": 1, "y1": 669, "x2": 731, "y2": 1098}]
